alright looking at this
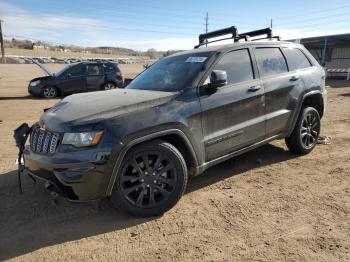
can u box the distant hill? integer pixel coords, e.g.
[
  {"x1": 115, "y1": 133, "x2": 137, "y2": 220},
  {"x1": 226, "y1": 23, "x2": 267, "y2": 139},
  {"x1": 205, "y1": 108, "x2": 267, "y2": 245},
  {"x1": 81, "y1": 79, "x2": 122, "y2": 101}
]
[
  {"x1": 4, "y1": 38, "x2": 182, "y2": 58},
  {"x1": 96, "y1": 46, "x2": 136, "y2": 53}
]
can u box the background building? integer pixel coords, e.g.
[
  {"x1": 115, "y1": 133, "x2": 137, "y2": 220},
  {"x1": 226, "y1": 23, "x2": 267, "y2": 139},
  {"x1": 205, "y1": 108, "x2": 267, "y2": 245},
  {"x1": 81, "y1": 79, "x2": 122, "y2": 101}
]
[{"x1": 291, "y1": 33, "x2": 350, "y2": 78}]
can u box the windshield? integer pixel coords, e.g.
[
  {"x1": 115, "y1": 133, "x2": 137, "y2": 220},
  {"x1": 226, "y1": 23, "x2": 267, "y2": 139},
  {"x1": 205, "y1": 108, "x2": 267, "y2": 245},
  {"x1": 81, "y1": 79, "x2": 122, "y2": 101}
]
[
  {"x1": 127, "y1": 52, "x2": 213, "y2": 92},
  {"x1": 55, "y1": 64, "x2": 72, "y2": 77}
]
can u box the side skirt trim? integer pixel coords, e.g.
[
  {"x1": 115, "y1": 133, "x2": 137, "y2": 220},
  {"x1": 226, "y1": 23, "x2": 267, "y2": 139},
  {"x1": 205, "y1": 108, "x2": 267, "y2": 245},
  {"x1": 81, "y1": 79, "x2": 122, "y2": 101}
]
[{"x1": 196, "y1": 134, "x2": 281, "y2": 174}]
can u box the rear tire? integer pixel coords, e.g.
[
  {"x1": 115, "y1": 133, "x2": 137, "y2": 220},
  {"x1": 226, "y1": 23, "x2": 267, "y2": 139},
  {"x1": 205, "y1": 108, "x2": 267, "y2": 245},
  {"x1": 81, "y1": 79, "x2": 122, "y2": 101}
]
[
  {"x1": 285, "y1": 107, "x2": 320, "y2": 154},
  {"x1": 110, "y1": 140, "x2": 188, "y2": 217},
  {"x1": 102, "y1": 82, "x2": 116, "y2": 90}
]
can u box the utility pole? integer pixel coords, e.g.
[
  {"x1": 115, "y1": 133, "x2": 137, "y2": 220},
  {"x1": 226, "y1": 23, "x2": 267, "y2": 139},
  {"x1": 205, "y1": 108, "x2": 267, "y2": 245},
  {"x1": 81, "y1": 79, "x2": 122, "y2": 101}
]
[
  {"x1": 0, "y1": 19, "x2": 5, "y2": 63},
  {"x1": 270, "y1": 18, "x2": 273, "y2": 29},
  {"x1": 204, "y1": 12, "x2": 209, "y2": 46},
  {"x1": 205, "y1": 12, "x2": 209, "y2": 33}
]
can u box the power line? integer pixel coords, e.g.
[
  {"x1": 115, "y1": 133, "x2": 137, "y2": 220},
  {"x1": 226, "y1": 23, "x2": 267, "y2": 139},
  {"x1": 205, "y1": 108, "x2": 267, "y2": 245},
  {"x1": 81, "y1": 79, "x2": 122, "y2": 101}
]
[
  {"x1": 38, "y1": 0, "x2": 266, "y2": 21},
  {"x1": 4, "y1": 15, "x2": 197, "y2": 37},
  {"x1": 10, "y1": 1, "x2": 266, "y2": 27},
  {"x1": 278, "y1": 18, "x2": 350, "y2": 29},
  {"x1": 5, "y1": 14, "x2": 203, "y2": 32},
  {"x1": 276, "y1": 17, "x2": 350, "y2": 31},
  {"x1": 277, "y1": 11, "x2": 350, "y2": 27},
  {"x1": 275, "y1": 4, "x2": 350, "y2": 21}
]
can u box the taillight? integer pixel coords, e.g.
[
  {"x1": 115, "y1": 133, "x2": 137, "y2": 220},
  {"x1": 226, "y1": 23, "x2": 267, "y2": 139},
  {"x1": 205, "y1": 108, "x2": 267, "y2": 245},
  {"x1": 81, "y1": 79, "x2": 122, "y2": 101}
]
[{"x1": 116, "y1": 71, "x2": 123, "y2": 78}]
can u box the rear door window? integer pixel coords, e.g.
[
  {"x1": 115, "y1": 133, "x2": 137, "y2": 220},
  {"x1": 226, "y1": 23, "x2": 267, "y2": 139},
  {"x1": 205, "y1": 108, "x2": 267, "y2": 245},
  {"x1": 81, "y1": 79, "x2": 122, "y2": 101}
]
[
  {"x1": 213, "y1": 48, "x2": 254, "y2": 85},
  {"x1": 282, "y1": 48, "x2": 312, "y2": 71},
  {"x1": 87, "y1": 64, "x2": 102, "y2": 75},
  {"x1": 255, "y1": 47, "x2": 288, "y2": 77}
]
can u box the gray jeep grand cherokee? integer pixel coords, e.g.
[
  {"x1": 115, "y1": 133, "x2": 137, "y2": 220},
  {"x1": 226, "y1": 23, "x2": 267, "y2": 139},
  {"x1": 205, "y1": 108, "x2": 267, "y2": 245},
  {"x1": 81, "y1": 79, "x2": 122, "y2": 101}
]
[{"x1": 21, "y1": 27, "x2": 327, "y2": 217}]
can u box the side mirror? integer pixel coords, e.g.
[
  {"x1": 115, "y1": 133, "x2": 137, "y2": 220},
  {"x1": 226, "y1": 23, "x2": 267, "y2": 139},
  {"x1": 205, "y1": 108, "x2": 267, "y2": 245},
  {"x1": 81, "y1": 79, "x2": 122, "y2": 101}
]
[
  {"x1": 66, "y1": 73, "x2": 72, "y2": 79},
  {"x1": 208, "y1": 70, "x2": 227, "y2": 88}
]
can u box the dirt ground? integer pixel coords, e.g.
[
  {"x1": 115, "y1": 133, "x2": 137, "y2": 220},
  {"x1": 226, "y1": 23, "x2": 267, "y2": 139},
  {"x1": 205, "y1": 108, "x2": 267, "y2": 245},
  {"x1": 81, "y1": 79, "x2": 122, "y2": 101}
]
[{"x1": 0, "y1": 64, "x2": 349, "y2": 262}]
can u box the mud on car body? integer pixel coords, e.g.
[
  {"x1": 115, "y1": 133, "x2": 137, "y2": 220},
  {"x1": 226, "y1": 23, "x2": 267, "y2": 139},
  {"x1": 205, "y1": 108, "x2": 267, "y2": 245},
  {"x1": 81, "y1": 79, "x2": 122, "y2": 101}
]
[{"x1": 18, "y1": 27, "x2": 327, "y2": 217}]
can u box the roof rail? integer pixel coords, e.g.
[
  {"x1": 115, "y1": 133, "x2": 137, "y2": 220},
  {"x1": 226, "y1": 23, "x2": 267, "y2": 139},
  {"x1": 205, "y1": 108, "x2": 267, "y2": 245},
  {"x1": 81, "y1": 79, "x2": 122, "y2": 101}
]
[
  {"x1": 195, "y1": 26, "x2": 238, "y2": 48},
  {"x1": 195, "y1": 26, "x2": 280, "y2": 48}
]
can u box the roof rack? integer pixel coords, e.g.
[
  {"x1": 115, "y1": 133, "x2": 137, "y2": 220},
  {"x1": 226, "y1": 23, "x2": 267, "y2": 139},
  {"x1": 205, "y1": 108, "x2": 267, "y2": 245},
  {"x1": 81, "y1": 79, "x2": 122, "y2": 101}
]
[
  {"x1": 239, "y1": 28, "x2": 281, "y2": 41},
  {"x1": 194, "y1": 26, "x2": 280, "y2": 48},
  {"x1": 195, "y1": 26, "x2": 238, "y2": 48}
]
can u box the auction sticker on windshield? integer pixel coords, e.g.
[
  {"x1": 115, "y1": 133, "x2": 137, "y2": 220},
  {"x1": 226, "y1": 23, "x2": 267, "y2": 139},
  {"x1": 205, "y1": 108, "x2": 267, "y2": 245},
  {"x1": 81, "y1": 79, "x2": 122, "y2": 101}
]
[{"x1": 185, "y1": 57, "x2": 207, "y2": 63}]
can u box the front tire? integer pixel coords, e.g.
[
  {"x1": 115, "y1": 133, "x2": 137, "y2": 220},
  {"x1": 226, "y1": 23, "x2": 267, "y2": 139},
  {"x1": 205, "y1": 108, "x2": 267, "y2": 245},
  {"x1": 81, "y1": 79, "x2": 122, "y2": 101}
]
[
  {"x1": 285, "y1": 107, "x2": 320, "y2": 154},
  {"x1": 110, "y1": 140, "x2": 188, "y2": 217},
  {"x1": 42, "y1": 86, "x2": 58, "y2": 98}
]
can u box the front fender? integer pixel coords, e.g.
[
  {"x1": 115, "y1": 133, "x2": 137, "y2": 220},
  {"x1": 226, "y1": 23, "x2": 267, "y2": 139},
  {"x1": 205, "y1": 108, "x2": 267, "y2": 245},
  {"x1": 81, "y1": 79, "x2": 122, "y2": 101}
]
[{"x1": 104, "y1": 127, "x2": 200, "y2": 196}]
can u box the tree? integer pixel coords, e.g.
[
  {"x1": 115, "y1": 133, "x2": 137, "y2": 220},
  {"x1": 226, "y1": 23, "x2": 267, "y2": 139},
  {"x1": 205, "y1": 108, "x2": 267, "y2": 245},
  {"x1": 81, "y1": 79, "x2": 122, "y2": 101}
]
[{"x1": 146, "y1": 48, "x2": 157, "y2": 59}]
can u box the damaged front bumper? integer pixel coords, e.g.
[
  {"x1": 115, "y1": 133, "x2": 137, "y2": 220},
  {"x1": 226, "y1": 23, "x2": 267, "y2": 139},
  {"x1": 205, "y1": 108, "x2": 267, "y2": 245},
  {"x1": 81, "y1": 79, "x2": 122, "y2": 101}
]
[{"x1": 22, "y1": 146, "x2": 112, "y2": 201}]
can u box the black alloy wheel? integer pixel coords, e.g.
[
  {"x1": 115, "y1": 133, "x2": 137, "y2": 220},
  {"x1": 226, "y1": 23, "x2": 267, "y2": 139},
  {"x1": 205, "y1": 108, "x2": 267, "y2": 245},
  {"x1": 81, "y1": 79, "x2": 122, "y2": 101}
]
[
  {"x1": 285, "y1": 107, "x2": 320, "y2": 154},
  {"x1": 111, "y1": 140, "x2": 188, "y2": 217}
]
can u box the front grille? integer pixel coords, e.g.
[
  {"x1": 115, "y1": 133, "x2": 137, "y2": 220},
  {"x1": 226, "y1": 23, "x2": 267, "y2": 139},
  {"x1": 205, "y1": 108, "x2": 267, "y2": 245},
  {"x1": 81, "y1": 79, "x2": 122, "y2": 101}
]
[{"x1": 30, "y1": 127, "x2": 60, "y2": 154}]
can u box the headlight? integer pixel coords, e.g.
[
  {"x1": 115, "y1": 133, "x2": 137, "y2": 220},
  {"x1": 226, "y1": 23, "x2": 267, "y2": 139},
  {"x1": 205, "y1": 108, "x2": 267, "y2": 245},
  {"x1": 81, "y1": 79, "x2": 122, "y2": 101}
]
[
  {"x1": 62, "y1": 131, "x2": 103, "y2": 147},
  {"x1": 30, "y1": 80, "x2": 41, "y2": 86}
]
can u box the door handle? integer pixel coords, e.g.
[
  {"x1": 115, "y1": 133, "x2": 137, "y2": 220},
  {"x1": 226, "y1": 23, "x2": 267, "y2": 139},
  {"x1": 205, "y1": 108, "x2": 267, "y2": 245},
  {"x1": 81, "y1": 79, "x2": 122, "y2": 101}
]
[
  {"x1": 289, "y1": 75, "x2": 300, "y2": 81},
  {"x1": 248, "y1": 85, "x2": 261, "y2": 92}
]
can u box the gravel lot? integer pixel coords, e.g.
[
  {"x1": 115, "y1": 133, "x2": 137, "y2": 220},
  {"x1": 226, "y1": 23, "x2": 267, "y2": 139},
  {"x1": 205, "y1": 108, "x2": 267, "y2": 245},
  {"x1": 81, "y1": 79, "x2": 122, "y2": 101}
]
[{"x1": 0, "y1": 64, "x2": 349, "y2": 261}]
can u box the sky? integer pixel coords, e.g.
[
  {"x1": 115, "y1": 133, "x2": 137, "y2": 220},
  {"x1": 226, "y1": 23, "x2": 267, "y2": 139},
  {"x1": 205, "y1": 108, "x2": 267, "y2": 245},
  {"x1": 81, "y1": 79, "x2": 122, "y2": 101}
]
[{"x1": 0, "y1": 0, "x2": 350, "y2": 51}]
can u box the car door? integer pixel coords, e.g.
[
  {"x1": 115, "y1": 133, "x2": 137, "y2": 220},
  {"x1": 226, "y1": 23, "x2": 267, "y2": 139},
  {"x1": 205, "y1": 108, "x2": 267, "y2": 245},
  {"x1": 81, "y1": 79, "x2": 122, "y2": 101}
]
[
  {"x1": 86, "y1": 64, "x2": 105, "y2": 91},
  {"x1": 254, "y1": 46, "x2": 306, "y2": 137},
  {"x1": 58, "y1": 64, "x2": 86, "y2": 94},
  {"x1": 199, "y1": 48, "x2": 265, "y2": 161}
]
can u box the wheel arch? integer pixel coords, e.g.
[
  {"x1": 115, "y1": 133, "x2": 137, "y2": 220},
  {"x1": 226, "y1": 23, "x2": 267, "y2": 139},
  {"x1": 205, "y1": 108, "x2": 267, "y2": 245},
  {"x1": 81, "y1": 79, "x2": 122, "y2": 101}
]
[
  {"x1": 100, "y1": 81, "x2": 117, "y2": 90},
  {"x1": 54, "y1": 85, "x2": 62, "y2": 96},
  {"x1": 105, "y1": 129, "x2": 199, "y2": 196},
  {"x1": 302, "y1": 92, "x2": 324, "y2": 118},
  {"x1": 287, "y1": 90, "x2": 324, "y2": 137}
]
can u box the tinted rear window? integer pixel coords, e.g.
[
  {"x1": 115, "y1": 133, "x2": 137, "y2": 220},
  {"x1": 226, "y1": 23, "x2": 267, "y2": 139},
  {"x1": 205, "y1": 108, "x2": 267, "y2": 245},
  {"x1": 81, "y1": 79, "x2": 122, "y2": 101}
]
[
  {"x1": 87, "y1": 64, "x2": 102, "y2": 75},
  {"x1": 213, "y1": 49, "x2": 254, "y2": 85},
  {"x1": 255, "y1": 47, "x2": 288, "y2": 77},
  {"x1": 103, "y1": 62, "x2": 119, "y2": 72},
  {"x1": 283, "y1": 47, "x2": 312, "y2": 71}
]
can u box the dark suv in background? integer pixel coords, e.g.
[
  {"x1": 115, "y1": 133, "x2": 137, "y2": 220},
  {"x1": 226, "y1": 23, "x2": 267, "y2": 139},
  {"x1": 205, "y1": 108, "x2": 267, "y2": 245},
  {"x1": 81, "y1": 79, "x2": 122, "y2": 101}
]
[
  {"x1": 28, "y1": 61, "x2": 124, "y2": 98},
  {"x1": 20, "y1": 27, "x2": 327, "y2": 217}
]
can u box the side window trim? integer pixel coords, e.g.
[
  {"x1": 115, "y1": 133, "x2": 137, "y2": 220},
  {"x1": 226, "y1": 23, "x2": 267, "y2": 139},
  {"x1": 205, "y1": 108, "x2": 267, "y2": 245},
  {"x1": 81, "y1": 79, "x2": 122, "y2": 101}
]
[
  {"x1": 211, "y1": 48, "x2": 256, "y2": 88},
  {"x1": 279, "y1": 47, "x2": 290, "y2": 72},
  {"x1": 281, "y1": 47, "x2": 314, "y2": 72},
  {"x1": 254, "y1": 46, "x2": 289, "y2": 78},
  {"x1": 298, "y1": 48, "x2": 314, "y2": 67}
]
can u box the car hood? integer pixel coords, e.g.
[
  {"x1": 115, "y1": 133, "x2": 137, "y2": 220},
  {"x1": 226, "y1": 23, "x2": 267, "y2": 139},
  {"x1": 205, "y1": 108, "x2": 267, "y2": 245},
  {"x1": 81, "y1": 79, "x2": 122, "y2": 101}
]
[
  {"x1": 30, "y1": 76, "x2": 53, "y2": 83},
  {"x1": 42, "y1": 89, "x2": 176, "y2": 131},
  {"x1": 32, "y1": 59, "x2": 53, "y2": 76}
]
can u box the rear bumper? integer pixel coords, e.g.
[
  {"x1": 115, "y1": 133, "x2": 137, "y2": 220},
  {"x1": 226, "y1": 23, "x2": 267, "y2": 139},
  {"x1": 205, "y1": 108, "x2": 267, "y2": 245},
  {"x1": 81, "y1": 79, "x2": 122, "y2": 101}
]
[
  {"x1": 23, "y1": 146, "x2": 112, "y2": 201},
  {"x1": 115, "y1": 79, "x2": 124, "y2": 88}
]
